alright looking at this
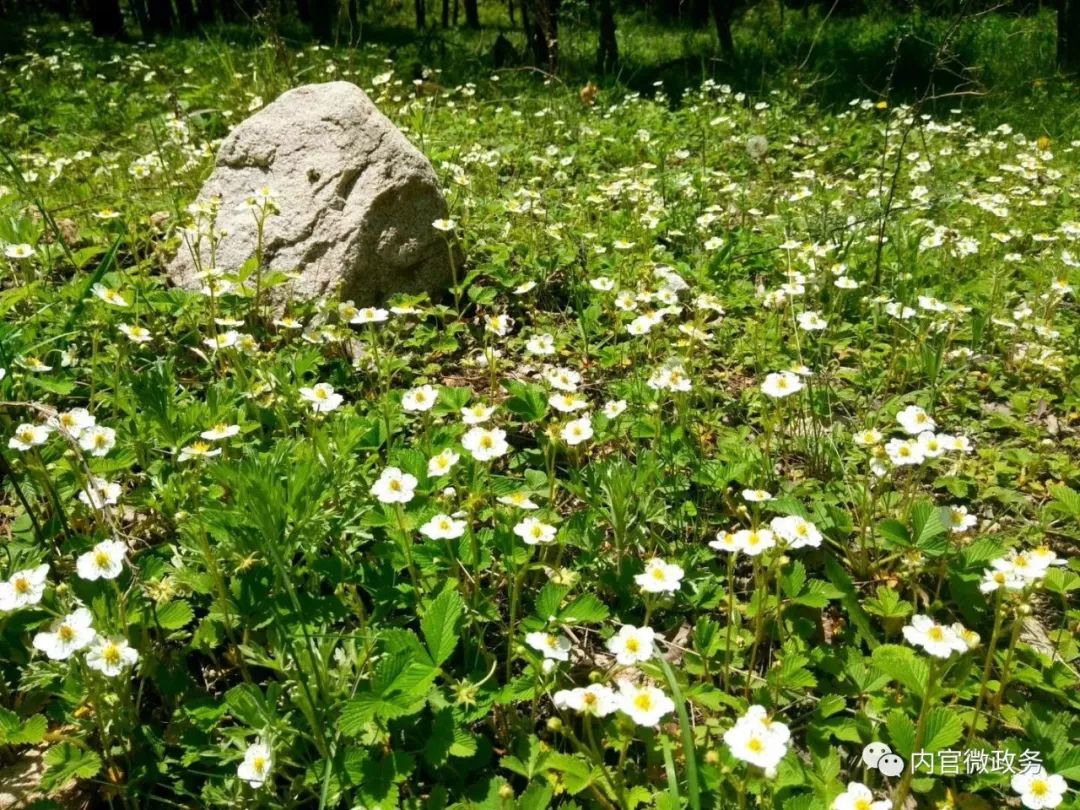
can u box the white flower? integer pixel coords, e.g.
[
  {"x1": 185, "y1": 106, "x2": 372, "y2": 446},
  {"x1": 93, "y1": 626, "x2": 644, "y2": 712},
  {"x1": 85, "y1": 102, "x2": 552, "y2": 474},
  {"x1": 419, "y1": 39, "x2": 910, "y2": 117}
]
[
  {"x1": 606, "y1": 625, "x2": 657, "y2": 666},
  {"x1": 118, "y1": 324, "x2": 152, "y2": 344},
  {"x1": 602, "y1": 400, "x2": 627, "y2": 419},
  {"x1": 237, "y1": 740, "x2": 273, "y2": 789},
  {"x1": 742, "y1": 488, "x2": 773, "y2": 502},
  {"x1": 770, "y1": 515, "x2": 822, "y2": 549},
  {"x1": 4, "y1": 243, "x2": 34, "y2": 259},
  {"x1": 92, "y1": 283, "x2": 128, "y2": 307},
  {"x1": 896, "y1": 405, "x2": 935, "y2": 435},
  {"x1": 831, "y1": 782, "x2": 891, "y2": 810},
  {"x1": 525, "y1": 631, "x2": 571, "y2": 661},
  {"x1": 797, "y1": 310, "x2": 828, "y2": 331},
  {"x1": 485, "y1": 314, "x2": 513, "y2": 336},
  {"x1": 33, "y1": 608, "x2": 96, "y2": 660},
  {"x1": 617, "y1": 682, "x2": 675, "y2": 726},
  {"x1": 947, "y1": 505, "x2": 977, "y2": 533},
  {"x1": 204, "y1": 330, "x2": 239, "y2": 350},
  {"x1": 549, "y1": 393, "x2": 589, "y2": 413},
  {"x1": 419, "y1": 514, "x2": 466, "y2": 540},
  {"x1": 200, "y1": 423, "x2": 240, "y2": 441},
  {"x1": 635, "y1": 558, "x2": 684, "y2": 593},
  {"x1": 553, "y1": 684, "x2": 619, "y2": 717},
  {"x1": 300, "y1": 383, "x2": 343, "y2": 414},
  {"x1": 1011, "y1": 767, "x2": 1067, "y2": 810},
  {"x1": 462, "y1": 427, "x2": 509, "y2": 461},
  {"x1": 79, "y1": 425, "x2": 116, "y2": 457},
  {"x1": 76, "y1": 539, "x2": 128, "y2": 581},
  {"x1": 403, "y1": 385, "x2": 438, "y2": 412},
  {"x1": 917, "y1": 431, "x2": 945, "y2": 458},
  {"x1": 979, "y1": 566, "x2": 1025, "y2": 593},
  {"x1": 432, "y1": 218, "x2": 457, "y2": 232},
  {"x1": 734, "y1": 528, "x2": 775, "y2": 556},
  {"x1": 724, "y1": 705, "x2": 790, "y2": 771},
  {"x1": 79, "y1": 477, "x2": 121, "y2": 510},
  {"x1": 0, "y1": 564, "x2": 49, "y2": 611},
  {"x1": 526, "y1": 334, "x2": 556, "y2": 355},
  {"x1": 8, "y1": 423, "x2": 52, "y2": 451},
  {"x1": 543, "y1": 368, "x2": 579, "y2": 391},
  {"x1": 461, "y1": 403, "x2": 496, "y2": 424},
  {"x1": 350, "y1": 307, "x2": 389, "y2": 324},
  {"x1": 371, "y1": 467, "x2": 418, "y2": 504},
  {"x1": 561, "y1": 415, "x2": 593, "y2": 446},
  {"x1": 902, "y1": 615, "x2": 968, "y2": 658},
  {"x1": 885, "y1": 438, "x2": 924, "y2": 466},
  {"x1": 709, "y1": 530, "x2": 740, "y2": 553},
  {"x1": 514, "y1": 517, "x2": 556, "y2": 545},
  {"x1": 497, "y1": 492, "x2": 539, "y2": 510},
  {"x1": 853, "y1": 429, "x2": 882, "y2": 446},
  {"x1": 178, "y1": 441, "x2": 221, "y2": 462},
  {"x1": 761, "y1": 371, "x2": 803, "y2": 398},
  {"x1": 427, "y1": 448, "x2": 461, "y2": 477},
  {"x1": 86, "y1": 636, "x2": 139, "y2": 676},
  {"x1": 48, "y1": 408, "x2": 95, "y2": 438}
]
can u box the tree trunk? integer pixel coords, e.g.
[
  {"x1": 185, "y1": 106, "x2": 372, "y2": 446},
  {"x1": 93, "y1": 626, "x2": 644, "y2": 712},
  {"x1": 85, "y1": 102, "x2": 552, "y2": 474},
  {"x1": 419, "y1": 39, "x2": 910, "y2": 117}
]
[
  {"x1": 596, "y1": 0, "x2": 617, "y2": 72},
  {"x1": 176, "y1": 0, "x2": 199, "y2": 30},
  {"x1": 310, "y1": 0, "x2": 336, "y2": 39},
  {"x1": 88, "y1": 0, "x2": 126, "y2": 37},
  {"x1": 296, "y1": 0, "x2": 311, "y2": 20},
  {"x1": 1060, "y1": 0, "x2": 1080, "y2": 69},
  {"x1": 523, "y1": 0, "x2": 559, "y2": 71},
  {"x1": 441, "y1": 0, "x2": 449, "y2": 26},
  {"x1": 197, "y1": 0, "x2": 216, "y2": 24},
  {"x1": 148, "y1": 0, "x2": 173, "y2": 32},
  {"x1": 415, "y1": 0, "x2": 426, "y2": 27},
  {"x1": 710, "y1": 0, "x2": 734, "y2": 56},
  {"x1": 463, "y1": 0, "x2": 479, "y2": 26}
]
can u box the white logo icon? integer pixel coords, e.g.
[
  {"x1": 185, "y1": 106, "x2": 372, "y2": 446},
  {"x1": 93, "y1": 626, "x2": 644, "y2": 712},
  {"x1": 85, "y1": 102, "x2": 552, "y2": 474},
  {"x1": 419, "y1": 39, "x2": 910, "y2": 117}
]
[{"x1": 863, "y1": 743, "x2": 905, "y2": 777}]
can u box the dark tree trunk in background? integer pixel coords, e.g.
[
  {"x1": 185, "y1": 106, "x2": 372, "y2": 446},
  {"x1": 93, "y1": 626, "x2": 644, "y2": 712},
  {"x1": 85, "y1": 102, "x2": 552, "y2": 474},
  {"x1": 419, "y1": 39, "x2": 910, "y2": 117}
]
[
  {"x1": 176, "y1": 0, "x2": 199, "y2": 30},
  {"x1": 463, "y1": 0, "x2": 479, "y2": 27},
  {"x1": 523, "y1": 0, "x2": 559, "y2": 71},
  {"x1": 415, "y1": 0, "x2": 426, "y2": 27},
  {"x1": 441, "y1": 0, "x2": 449, "y2": 26},
  {"x1": 710, "y1": 0, "x2": 734, "y2": 56},
  {"x1": 596, "y1": 0, "x2": 617, "y2": 72},
  {"x1": 148, "y1": 0, "x2": 174, "y2": 32},
  {"x1": 89, "y1": 0, "x2": 125, "y2": 37},
  {"x1": 1061, "y1": 0, "x2": 1080, "y2": 69},
  {"x1": 309, "y1": 0, "x2": 336, "y2": 39},
  {"x1": 296, "y1": 0, "x2": 311, "y2": 20},
  {"x1": 197, "y1": 0, "x2": 216, "y2": 24}
]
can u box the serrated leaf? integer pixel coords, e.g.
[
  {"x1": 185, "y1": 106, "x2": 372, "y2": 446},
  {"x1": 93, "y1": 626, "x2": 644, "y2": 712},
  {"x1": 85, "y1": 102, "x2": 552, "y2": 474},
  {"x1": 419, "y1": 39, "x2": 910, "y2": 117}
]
[
  {"x1": 40, "y1": 743, "x2": 101, "y2": 792},
  {"x1": 155, "y1": 600, "x2": 194, "y2": 630},
  {"x1": 558, "y1": 593, "x2": 609, "y2": 624},
  {"x1": 871, "y1": 644, "x2": 930, "y2": 698},
  {"x1": 922, "y1": 706, "x2": 963, "y2": 753},
  {"x1": 887, "y1": 709, "x2": 918, "y2": 757},
  {"x1": 421, "y1": 588, "x2": 463, "y2": 666},
  {"x1": 535, "y1": 583, "x2": 570, "y2": 620}
]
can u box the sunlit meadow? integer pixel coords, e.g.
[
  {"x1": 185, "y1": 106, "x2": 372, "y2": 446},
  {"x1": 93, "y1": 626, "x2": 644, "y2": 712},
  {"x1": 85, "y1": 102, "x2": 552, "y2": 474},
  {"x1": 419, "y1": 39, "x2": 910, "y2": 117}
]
[{"x1": 0, "y1": 21, "x2": 1079, "y2": 810}]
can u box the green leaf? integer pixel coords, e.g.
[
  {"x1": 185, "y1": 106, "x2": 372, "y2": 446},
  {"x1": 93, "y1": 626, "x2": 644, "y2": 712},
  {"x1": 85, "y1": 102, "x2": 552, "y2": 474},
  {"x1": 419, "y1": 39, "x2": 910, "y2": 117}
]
[
  {"x1": 558, "y1": 593, "x2": 609, "y2": 624},
  {"x1": 922, "y1": 707, "x2": 964, "y2": 753},
  {"x1": 421, "y1": 588, "x2": 463, "y2": 666},
  {"x1": 886, "y1": 709, "x2": 918, "y2": 757},
  {"x1": 40, "y1": 743, "x2": 102, "y2": 792},
  {"x1": 155, "y1": 600, "x2": 194, "y2": 630},
  {"x1": 502, "y1": 380, "x2": 548, "y2": 423},
  {"x1": 871, "y1": 644, "x2": 930, "y2": 698}
]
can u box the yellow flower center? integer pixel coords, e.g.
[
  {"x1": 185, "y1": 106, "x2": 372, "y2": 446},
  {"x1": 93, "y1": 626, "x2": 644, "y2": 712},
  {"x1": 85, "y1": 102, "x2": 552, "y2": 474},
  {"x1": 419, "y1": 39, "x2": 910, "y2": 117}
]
[
  {"x1": 95, "y1": 550, "x2": 111, "y2": 569},
  {"x1": 633, "y1": 693, "x2": 653, "y2": 711},
  {"x1": 928, "y1": 627, "x2": 945, "y2": 642},
  {"x1": 14, "y1": 577, "x2": 30, "y2": 594},
  {"x1": 625, "y1": 638, "x2": 640, "y2": 652},
  {"x1": 103, "y1": 644, "x2": 121, "y2": 666},
  {"x1": 1031, "y1": 780, "x2": 1048, "y2": 797},
  {"x1": 746, "y1": 736, "x2": 764, "y2": 753},
  {"x1": 58, "y1": 625, "x2": 75, "y2": 642}
]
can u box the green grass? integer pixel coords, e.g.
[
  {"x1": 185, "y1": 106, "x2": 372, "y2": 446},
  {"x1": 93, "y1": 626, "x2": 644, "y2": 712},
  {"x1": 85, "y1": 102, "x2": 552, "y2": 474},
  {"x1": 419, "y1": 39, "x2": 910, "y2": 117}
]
[{"x1": 0, "y1": 9, "x2": 1079, "y2": 810}]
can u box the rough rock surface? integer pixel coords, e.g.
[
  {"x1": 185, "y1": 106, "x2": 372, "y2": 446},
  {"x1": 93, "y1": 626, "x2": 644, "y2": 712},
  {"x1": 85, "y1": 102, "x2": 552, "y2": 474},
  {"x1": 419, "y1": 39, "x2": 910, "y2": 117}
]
[{"x1": 168, "y1": 81, "x2": 455, "y2": 304}]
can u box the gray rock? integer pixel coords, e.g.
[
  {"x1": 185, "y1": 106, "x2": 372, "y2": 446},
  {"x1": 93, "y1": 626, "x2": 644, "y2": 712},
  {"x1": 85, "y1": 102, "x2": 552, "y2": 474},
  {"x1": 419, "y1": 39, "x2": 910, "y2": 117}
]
[{"x1": 168, "y1": 81, "x2": 456, "y2": 305}]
